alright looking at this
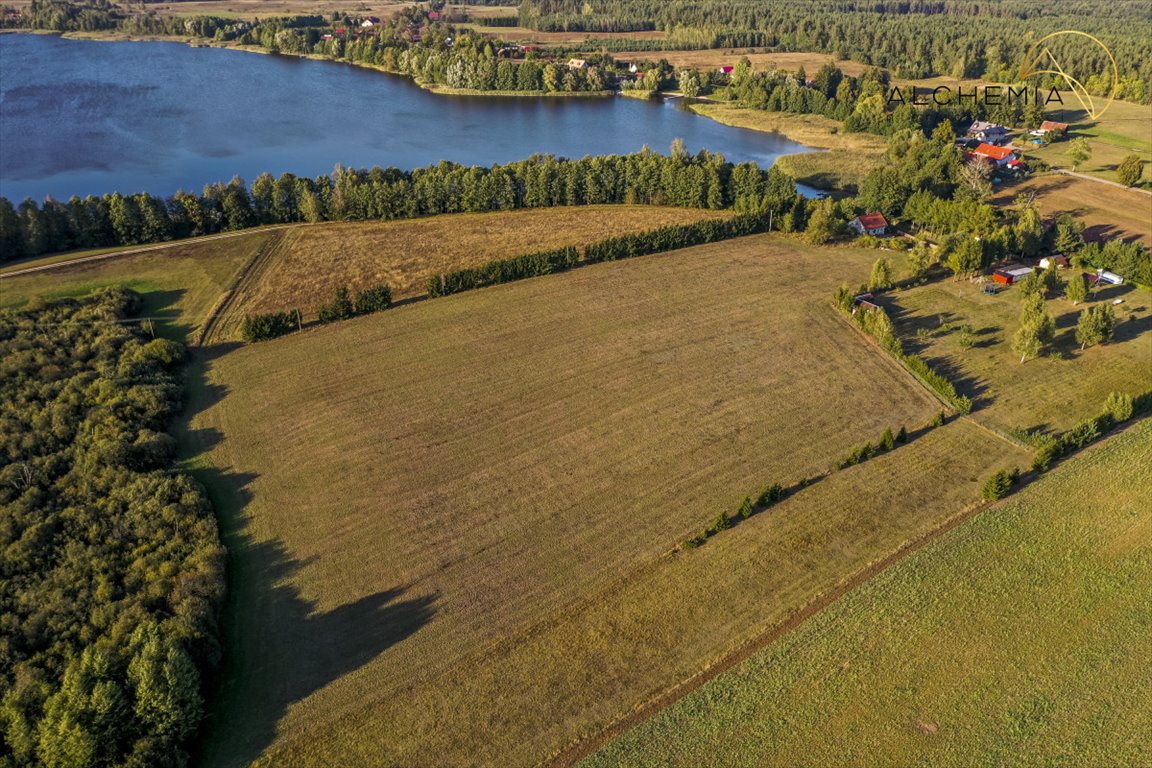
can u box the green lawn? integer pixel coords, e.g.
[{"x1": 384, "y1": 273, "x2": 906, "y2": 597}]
[
  {"x1": 0, "y1": 231, "x2": 269, "y2": 339},
  {"x1": 584, "y1": 417, "x2": 1152, "y2": 767},
  {"x1": 885, "y1": 276, "x2": 1152, "y2": 435}
]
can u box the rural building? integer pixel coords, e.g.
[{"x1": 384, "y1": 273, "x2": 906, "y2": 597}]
[
  {"x1": 360, "y1": 18, "x2": 375, "y2": 28},
  {"x1": 718, "y1": 65, "x2": 735, "y2": 76},
  {"x1": 853, "y1": 293, "x2": 881, "y2": 312},
  {"x1": 1039, "y1": 120, "x2": 1069, "y2": 134},
  {"x1": 1097, "y1": 269, "x2": 1124, "y2": 285},
  {"x1": 1039, "y1": 255, "x2": 1069, "y2": 269},
  {"x1": 992, "y1": 265, "x2": 1034, "y2": 285},
  {"x1": 849, "y1": 213, "x2": 889, "y2": 236},
  {"x1": 427, "y1": 10, "x2": 440, "y2": 20},
  {"x1": 567, "y1": 58, "x2": 588, "y2": 70},
  {"x1": 973, "y1": 143, "x2": 1017, "y2": 167},
  {"x1": 968, "y1": 121, "x2": 1009, "y2": 143}
]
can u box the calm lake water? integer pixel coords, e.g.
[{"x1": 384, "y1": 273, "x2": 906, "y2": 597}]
[{"x1": 0, "y1": 33, "x2": 818, "y2": 202}]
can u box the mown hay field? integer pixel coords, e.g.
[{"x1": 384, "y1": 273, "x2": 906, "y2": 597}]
[
  {"x1": 220, "y1": 205, "x2": 733, "y2": 334},
  {"x1": 1022, "y1": 99, "x2": 1152, "y2": 186},
  {"x1": 585, "y1": 418, "x2": 1152, "y2": 767},
  {"x1": 992, "y1": 174, "x2": 1152, "y2": 246},
  {"x1": 187, "y1": 234, "x2": 1033, "y2": 767},
  {"x1": 885, "y1": 276, "x2": 1152, "y2": 434},
  {"x1": 0, "y1": 230, "x2": 269, "y2": 339}
]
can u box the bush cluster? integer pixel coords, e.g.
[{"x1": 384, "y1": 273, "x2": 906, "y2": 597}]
[
  {"x1": 317, "y1": 283, "x2": 393, "y2": 325},
  {"x1": 834, "y1": 425, "x2": 905, "y2": 470},
  {"x1": 0, "y1": 290, "x2": 223, "y2": 767},
  {"x1": 981, "y1": 467, "x2": 1021, "y2": 501},
  {"x1": 1030, "y1": 390, "x2": 1150, "y2": 471},
  {"x1": 684, "y1": 480, "x2": 789, "y2": 548},
  {"x1": 242, "y1": 309, "x2": 299, "y2": 342},
  {"x1": 427, "y1": 246, "x2": 578, "y2": 297}
]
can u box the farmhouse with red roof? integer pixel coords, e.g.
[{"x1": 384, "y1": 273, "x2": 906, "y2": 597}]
[
  {"x1": 972, "y1": 143, "x2": 1017, "y2": 167},
  {"x1": 849, "y1": 212, "x2": 889, "y2": 236}
]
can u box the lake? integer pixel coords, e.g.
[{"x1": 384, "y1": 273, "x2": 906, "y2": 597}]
[{"x1": 0, "y1": 33, "x2": 819, "y2": 203}]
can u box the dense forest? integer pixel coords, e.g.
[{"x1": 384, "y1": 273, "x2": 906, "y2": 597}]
[
  {"x1": 0, "y1": 289, "x2": 224, "y2": 767},
  {"x1": 519, "y1": 0, "x2": 1151, "y2": 97}
]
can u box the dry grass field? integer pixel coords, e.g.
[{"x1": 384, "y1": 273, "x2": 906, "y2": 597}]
[
  {"x1": 186, "y1": 234, "x2": 1035, "y2": 767},
  {"x1": 884, "y1": 276, "x2": 1152, "y2": 435},
  {"x1": 992, "y1": 175, "x2": 1152, "y2": 246},
  {"x1": 585, "y1": 418, "x2": 1152, "y2": 767},
  {"x1": 0, "y1": 231, "x2": 269, "y2": 339},
  {"x1": 215, "y1": 206, "x2": 732, "y2": 335}
]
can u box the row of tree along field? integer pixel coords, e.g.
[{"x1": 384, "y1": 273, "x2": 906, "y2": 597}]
[
  {"x1": 0, "y1": 289, "x2": 223, "y2": 768},
  {"x1": 0, "y1": 149, "x2": 799, "y2": 260},
  {"x1": 242, "y1": 213, "x2": 777, "y2": 341}
]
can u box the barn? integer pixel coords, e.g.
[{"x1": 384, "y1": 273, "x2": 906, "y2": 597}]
[{"x1": 992, "y1": 265, "x2": 1034, "y2": 285}]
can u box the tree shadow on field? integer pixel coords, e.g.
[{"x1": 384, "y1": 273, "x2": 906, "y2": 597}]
[
  {"x1": 178, "y1": 350, "x2": 438, "y2": 767},
  {"x1": 195, "y1": 511, "x2": 438, "y2": 768},
  {"x1": 137, "y1": 288, "x2": 189, "y2": 340}
]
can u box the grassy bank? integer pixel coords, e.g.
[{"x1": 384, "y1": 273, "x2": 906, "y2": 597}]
[{"x1": 688, "y1": 103, "x2": 887, "y2": 193}]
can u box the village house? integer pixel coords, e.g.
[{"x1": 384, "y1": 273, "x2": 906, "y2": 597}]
[
  {"x1": 1038, "y1": 120, "x2": 1069, "y2": 135},
  {"x1": 1039, "y1": 255, "x2": 1069, "y2": 270},
  {"x1": 718, "y1": 65, "x2": 734, "y2": 76},
  {"x1": 849, "y1": 212, "x2": 889, "y2": 236},
  {"x1": 972, "y1": 143, "x2": 1017, "y2": 167},
  {"x1": 967, "y1": 120, "x2": 1009, "y2": 144},
  {"x1": 567, "y1": 58, "x2": 588, "y2": 70}
]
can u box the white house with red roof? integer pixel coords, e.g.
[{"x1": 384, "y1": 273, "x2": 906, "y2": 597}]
[
  {"x1": 972, "y1": 143, "x2": 1017, "y2": 167},
  {"x1": 849, "y1": 212, "x2": 889, "y2": 236}
]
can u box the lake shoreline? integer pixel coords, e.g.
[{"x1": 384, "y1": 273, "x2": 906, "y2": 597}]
[
  {"x1": 0, "y1": 32, "x2": 825, "y2": 202},
  {"x1": 11, "y1": 29, "x2": 621, "y2": 101}
]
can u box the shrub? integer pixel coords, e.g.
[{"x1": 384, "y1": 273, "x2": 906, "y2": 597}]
[
  {"x1": 1103, "y1": 391, "x2": 1134, "y2": 424},
  {"x1": 242, "y1": 310, "x2": 298, "y2": 342},
  {"x1": 737, "y1": 496, "x2": 754, "y2": 519},
  {"x1": 684, "y1": 532, "x2": 708, "y2": 548},
  {"x1": 709, "y1": 510, "x2": 731, "y2": 533},
  {"x1": 1030, "y1": 435, "x2": 1061, "y2": 472},
  {"x1": 756, "y1": 483, "x2": 785, "y2": 506},
  {"x1": 878, "y1": 426, "x2": 895, "y2": 451},
  {"x1": 981, "y1": 468, "x2": 1018, "y2": 501},
  {"x1": 930, "y1": 411, "x2": 946, "y2": 427},
  {"x1": 838, "y1": 442, "x2": 875, "y2": 469},
  {"x1": 317, "y1": 286, "x2": 355, "y2": 324},
  {"x1": 896, "y1": 425, "x2": 908, "y2": 444},
  {"x1": 354, "y1": 284, "x2": 392, "y2": 315}
]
